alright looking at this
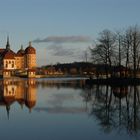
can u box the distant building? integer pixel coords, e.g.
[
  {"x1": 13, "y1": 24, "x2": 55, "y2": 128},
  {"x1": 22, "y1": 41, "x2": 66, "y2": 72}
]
[{"x1": 0, "y1": 37, "x2": 36, "y2": 77}]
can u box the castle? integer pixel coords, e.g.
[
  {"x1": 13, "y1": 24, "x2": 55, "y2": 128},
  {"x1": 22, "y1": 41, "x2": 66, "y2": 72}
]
[{"x1": 0, "y1": 37, "x2": 36, "y2": 78}]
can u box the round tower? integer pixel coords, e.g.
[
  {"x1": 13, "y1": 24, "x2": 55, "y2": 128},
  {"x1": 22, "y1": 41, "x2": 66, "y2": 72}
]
[{"x1": 25, "y1": 42, "x2": 36, "y2": 69}]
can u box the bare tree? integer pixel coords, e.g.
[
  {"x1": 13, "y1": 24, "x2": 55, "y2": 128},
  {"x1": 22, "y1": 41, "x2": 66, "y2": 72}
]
[
  {"x1": 114, "y1": 31, "x2": 124, "y2": 66},
  {"x1": 129, "y1": 25, "x2": 140, "y2": 78},
  {"x1": 90, "y1": 29, "x2": 116, "y2": 78},
  {"x1": 121, "y1": 25, "x2": 140, "y2": 78},
  {"x1": 90, "y1": 25, "x2": 140, "y2": 79},
  {"x1": 98, "y1": 30, "x2": 116, "y2": 67},
  {"x1": 122, "y1": 28, "x2": 132, "y2": 69}
]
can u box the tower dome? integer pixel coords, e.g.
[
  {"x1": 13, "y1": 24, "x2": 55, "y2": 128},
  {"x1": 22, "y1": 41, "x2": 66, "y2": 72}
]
[
  {"x1": 25, "y1": 42, "x2": 36, "y2": 54},
  {"x1": 17, "y1": 45, "x2": 25, "y2": 57},
  {"x1": 17, "y1": 45, "x2": 25, "y2": 54}
]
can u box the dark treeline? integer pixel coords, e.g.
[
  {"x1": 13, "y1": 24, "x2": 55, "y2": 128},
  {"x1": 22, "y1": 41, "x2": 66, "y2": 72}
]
[
  {"x1": 90, "y1": 25, "x2": 140, "y2": 78},
  {"x1": 42, "y1": 62, "x2": 110, "y2": 76}
]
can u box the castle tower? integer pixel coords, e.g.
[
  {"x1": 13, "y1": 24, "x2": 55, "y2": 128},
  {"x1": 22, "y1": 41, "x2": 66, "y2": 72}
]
[
  {"x1": 25, "y1": 42, "x2": 36, "y2": 69},
  {"x1": 2, "y1": 36, "x2": 16, "y2": 77},
  {"x1": 16, "y1": 45, "x2": 25, "y2": 70}
]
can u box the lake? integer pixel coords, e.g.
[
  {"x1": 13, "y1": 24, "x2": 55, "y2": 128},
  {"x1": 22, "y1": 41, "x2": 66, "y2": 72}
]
[{"x1": 0, "y1": 78, "x2": 140, "y2": 140}]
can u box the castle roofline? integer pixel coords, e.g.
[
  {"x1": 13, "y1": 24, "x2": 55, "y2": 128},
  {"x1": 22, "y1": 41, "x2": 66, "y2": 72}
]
[{"x1": 1, "y1": 49, "x2": 16, "y2": 59}]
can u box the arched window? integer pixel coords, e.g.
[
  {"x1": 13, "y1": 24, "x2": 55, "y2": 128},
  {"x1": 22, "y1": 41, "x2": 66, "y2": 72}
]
[
  {"x1": 12, "y1": 64, "x2": 14, "y2": 68},
  {"x1": 12, "y1": 88, "x2": 14, "y2": 94}
]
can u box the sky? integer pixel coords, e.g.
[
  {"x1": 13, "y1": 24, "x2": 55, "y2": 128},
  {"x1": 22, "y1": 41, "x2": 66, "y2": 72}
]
[{"x1": 0, "y1": 0, "x2": 140, "y2": 66}]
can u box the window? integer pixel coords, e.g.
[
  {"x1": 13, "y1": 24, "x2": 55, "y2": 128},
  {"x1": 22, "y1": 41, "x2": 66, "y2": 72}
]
[
  {"x1": 12, "y1": 61, "x2": 14, "y2": 68},
  {"x1": 12, "y1": 88, "x2": 14, "y2": 94},
  {"x1": 6, "y1": 88, "x2": 8, "y2": 93}
]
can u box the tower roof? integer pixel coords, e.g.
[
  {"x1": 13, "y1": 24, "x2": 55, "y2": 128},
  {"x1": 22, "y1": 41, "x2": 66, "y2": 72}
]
[
  {"x1": 17, "y1": 45, "x2": 25, "y2": 56},
  {"x1": 25, "y1": 42, "x2": 36, "y2": 54},
  {"x1": 1, "y1": 49, "x2": 16, "y2": 59},
  {"x1": 1, "y1": 49, "x2": 15, "y2": 59},
  {"x1": 6, "y1": 36, "x2": 10, "y2": 50},
  {"x1": 0, "y1": 36, "x2": 16, "y2": 59}
]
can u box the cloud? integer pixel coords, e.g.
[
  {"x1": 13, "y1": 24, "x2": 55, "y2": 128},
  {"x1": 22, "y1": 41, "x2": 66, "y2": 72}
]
[
  {"x1": 47, "y1": 44, "x2": 76, "y2": 57},
  {"x1": 54, "y1": 48, "x2": 75, "y2": 56},
  {"x1": 35, "y1": 36, "x2": 92, "y2": 64},
  {"x1": 33, "y1": 35, "x2": 92, "y2": 43}
]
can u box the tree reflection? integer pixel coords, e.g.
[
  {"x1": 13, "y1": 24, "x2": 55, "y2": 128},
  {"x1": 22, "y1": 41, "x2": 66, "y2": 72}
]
[{"x1": 82, "y1": 84, "x2": 140, "y2": 135}]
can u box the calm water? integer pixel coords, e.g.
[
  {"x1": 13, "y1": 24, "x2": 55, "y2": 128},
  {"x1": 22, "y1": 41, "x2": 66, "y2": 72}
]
[{"x1": 0, "y1": 78, "x2": 140, "y2": 140}]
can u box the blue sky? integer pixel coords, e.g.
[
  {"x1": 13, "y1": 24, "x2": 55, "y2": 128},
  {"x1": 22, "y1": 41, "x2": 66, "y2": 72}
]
[{"x1": 0, "y1": 0, "x2": 139, "y2": 65}]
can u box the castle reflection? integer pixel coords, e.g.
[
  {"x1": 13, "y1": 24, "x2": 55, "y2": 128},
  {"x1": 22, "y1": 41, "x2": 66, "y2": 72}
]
[
  {"x1": 0, "y1": 79, "x2": 37, "y2": 119},
  {"x1": 0, "y1": 78, "x2": 85, "y2": 119},
  {"x1": 2, "y1": 77, "x2": 140, "y2": 136}
]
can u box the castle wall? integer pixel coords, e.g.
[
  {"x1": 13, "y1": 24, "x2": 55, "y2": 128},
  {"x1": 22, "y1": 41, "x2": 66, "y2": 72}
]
[
  {"x1": 15, "y1": 56, "x2": 25, "y2": 70},
  {"x1": 26, "y1": 54, "x2": 36, "y2": 69}
]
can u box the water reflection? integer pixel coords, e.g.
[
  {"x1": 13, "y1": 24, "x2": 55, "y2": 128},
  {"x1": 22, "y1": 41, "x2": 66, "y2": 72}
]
[
  {"x1": 0, "y1": 78, "x2": 85, "y2": 119},
  {"x1": 82, "y1": 84, "x2": 140, "y2": 135},
  {"x1": 1, "y1": 78, "x2": 140, "y2": 138},
  {"x1": 35, "y1": 79, "x2": 87, "y2": 114},
  {"x1": 0, "y1": 79, "x2": 37, "y2": 119},
  {"x1": 36, "y1": 78, "x2": 85, "y2": 89}
]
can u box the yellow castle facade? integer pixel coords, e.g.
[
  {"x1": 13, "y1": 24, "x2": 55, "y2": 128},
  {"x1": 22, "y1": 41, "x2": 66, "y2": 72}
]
[{"x1": 0, "y1": 37, "x2": 36, "y2": 77}]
